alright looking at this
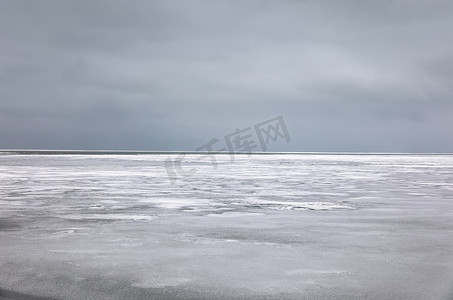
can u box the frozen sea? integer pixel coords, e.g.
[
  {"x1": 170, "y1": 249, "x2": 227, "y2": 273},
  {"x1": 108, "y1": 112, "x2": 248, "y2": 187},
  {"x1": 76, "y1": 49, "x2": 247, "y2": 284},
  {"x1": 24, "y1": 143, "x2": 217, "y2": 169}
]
[{"x1": 0, "y1": 152, "x2": 453, "y2": 299}]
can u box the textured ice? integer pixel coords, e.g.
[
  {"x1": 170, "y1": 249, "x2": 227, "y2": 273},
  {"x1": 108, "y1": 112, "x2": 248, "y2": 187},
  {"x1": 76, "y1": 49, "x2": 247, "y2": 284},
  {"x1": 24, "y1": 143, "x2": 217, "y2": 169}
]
[
  {"x1": 1, "y1": 153, "x2": 453, "y2": 299},
  {"x1": 60, "y1": 213, "x2": 155, "y2": 221}
]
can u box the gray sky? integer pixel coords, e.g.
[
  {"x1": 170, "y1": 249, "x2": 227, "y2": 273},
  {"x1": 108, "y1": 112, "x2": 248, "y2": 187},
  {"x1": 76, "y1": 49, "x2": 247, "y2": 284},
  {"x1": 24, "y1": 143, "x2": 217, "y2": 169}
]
[{"x1": 1, "y1": 0, "x2": 452, "y2": 152}]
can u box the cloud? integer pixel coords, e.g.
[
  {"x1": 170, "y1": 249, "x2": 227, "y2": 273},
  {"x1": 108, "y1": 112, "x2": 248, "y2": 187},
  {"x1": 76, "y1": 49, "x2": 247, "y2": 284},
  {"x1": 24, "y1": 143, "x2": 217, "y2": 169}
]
[{"x1": 1, "y1": 0, "x2": 452, "y2": 152}]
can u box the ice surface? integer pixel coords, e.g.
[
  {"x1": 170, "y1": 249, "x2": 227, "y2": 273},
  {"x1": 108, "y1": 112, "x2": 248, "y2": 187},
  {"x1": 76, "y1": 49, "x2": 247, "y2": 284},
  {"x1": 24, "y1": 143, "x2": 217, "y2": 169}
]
[{"x1": 1, "y1": 153, "x2": 453, "y2": 299}]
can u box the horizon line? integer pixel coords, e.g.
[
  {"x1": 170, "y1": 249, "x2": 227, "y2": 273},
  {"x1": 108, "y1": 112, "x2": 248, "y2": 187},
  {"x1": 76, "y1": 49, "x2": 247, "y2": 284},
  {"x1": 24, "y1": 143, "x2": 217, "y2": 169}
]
[{"x1": 1, "y1": 149, "x2": 452, "y2": 155}]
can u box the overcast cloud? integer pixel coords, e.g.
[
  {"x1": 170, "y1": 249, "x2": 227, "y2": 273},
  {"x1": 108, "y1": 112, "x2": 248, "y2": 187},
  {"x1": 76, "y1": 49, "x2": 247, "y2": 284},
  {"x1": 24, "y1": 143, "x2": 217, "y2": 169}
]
[{"x1": 1, "y1": 0, "x2": 452, "y2": 152}]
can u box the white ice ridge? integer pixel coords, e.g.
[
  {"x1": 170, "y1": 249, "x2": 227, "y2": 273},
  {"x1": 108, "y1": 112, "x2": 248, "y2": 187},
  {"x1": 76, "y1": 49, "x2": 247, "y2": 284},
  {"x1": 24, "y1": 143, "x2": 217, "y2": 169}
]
[{"x1": 235, "y1": 200, "x2": 355, "y2": 211}]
